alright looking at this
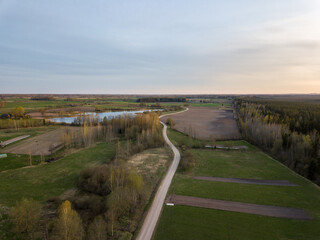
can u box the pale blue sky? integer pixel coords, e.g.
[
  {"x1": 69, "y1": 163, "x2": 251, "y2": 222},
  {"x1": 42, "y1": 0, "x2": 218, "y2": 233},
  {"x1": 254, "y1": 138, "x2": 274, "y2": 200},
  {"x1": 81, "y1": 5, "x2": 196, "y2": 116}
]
[{"x1": 1, "y1": 0, "x2": 319, "y2": 94}]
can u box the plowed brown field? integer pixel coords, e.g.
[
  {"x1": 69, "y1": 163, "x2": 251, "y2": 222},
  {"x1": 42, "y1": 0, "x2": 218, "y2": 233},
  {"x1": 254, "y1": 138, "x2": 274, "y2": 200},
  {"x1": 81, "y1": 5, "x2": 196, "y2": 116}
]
[{"x1": 161, "y1": 107, "x2": 241, "y2": 140}]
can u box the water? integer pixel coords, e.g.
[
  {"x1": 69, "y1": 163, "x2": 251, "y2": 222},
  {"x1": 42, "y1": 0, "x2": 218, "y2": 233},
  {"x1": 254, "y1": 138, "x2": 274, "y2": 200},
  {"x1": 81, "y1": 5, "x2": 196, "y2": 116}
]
[{"x1": 49, "y1": 110, "x2": 159, "y2": 124}]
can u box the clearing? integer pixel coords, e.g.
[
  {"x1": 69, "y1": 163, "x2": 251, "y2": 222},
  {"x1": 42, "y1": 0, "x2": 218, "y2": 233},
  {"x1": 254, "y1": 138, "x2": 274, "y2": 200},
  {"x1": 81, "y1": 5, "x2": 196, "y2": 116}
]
[
  {"x1": 160, "y1": 107, "x2": 241, "y2": 140},
  {"x1": 128, "y1": 147, "x2": 171, "y2": 182},
  {"x1": 0, "y1": 127, "x2": 78, "y2": 155},
  {"x1": 0, "y1": 142, "x2": 115, "y2": 206}
]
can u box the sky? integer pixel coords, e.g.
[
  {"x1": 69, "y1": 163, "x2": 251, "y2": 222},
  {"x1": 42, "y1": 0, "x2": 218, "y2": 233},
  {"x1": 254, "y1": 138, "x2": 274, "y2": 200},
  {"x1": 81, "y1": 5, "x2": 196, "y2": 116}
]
[{"x1": 0, "y1": 0, "x2": 320, "y2": 94}]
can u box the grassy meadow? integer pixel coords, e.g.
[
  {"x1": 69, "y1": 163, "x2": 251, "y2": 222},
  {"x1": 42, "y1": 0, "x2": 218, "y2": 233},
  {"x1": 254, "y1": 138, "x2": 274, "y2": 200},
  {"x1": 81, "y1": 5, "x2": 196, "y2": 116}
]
[
  {"x1": 154, "y1": 129, "x2": 320, "y2": 240},
  {"x1": 0, "y1": 142, "x2": 116, "y2": 206}
]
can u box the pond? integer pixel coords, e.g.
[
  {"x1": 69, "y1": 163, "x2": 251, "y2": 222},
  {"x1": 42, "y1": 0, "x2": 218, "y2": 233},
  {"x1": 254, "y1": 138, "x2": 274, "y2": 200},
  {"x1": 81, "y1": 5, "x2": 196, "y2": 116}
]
[{"x1": 50, "y1": 110, "x2": 160, "y2": 124}]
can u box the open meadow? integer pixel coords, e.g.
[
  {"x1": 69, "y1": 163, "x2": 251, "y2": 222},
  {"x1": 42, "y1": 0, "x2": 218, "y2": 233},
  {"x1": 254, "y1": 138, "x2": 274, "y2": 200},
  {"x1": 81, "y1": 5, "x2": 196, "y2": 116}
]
[{"x1": 154, "y1": 129, "x2": 320, "y2": 240}]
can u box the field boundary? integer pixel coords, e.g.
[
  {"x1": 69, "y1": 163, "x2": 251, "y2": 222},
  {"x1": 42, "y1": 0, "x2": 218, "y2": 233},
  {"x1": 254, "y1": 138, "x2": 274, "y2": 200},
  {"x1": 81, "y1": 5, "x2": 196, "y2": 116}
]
[
  {"x1": 166, "y1": 195, "x2": 312, "y2": 220},
  {"x1": 193, "y1": 176, "x2": 298, "y2": 186}
]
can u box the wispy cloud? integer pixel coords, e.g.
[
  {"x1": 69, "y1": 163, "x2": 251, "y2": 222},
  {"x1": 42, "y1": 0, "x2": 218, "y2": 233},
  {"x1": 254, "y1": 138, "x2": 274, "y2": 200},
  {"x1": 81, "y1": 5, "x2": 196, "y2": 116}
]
[{"x1": 0, "y1": 0, "x2": 319, "y2": 93}]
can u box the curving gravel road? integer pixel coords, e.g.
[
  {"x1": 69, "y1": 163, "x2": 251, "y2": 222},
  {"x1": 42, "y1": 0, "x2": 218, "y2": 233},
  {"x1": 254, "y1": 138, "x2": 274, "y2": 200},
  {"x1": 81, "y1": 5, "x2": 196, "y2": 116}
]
[{"x1": 136, "y1": 108, "x2": 189, "y2": 240}]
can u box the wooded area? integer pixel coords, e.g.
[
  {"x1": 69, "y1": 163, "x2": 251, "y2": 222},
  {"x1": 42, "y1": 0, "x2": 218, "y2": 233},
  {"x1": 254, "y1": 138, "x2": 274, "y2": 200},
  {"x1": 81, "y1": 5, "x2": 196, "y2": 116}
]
[
  {"x1": 234, "y1": 97, "x2": 320, "y2": 184},
  {"x1": 6, "y1": 112, "x2": 165, "y2": 239}
]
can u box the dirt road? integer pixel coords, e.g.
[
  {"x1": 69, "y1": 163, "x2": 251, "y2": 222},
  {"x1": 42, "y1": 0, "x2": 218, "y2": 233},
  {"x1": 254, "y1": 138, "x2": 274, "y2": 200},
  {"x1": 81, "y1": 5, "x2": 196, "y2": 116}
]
[
  {"x1": 167, "y1": 195, "x2": 312, "y2": 220},
  {"x1": 136, "y1": 109, "x2": 188, "y2": 240}
]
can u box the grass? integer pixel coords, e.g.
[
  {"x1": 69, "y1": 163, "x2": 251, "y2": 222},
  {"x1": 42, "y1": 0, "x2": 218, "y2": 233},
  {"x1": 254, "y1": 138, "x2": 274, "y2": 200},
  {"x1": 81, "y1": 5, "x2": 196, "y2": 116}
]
[
  {"x1": 189, "y1": 102, "x2": 231, "y2": 107},
  {"x1": 153, "y1": 128, "x2": 320, "y2": 240},
  {"x1": 0, "y1": 97, "x2": 142, "y2": 114},
  {"x1": 128, "y1": 147, "x2": 171, "y2": 185},
  {"x1": 149, "y1": 102, "x2": 230, "y2": 108},
  {"x1": 0, "y1": 142, "x2": 115, "y2": 206},
  {"x1": 0, "y1": 98, "x2": 231, "y2": 118},
  {"x1": 155, "y1": 206, "x2": 320, "y2": 240},
  {"x1": 128, "y1": 147, "x2": 173, "y2": 239},
  {"x1": 0, "y1": 153, "x2": 42, "y2": 172}
]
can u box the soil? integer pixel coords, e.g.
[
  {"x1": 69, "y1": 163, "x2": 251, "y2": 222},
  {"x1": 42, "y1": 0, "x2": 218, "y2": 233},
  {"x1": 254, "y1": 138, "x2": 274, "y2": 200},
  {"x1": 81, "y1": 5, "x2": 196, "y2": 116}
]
[
  {"x1": 127, "y1": 148, "x2": 170, "y2": 176},
  {"x1": 166, "y1": 195, "x2": 312, "y2": 220},
  {"x1": 193, "y1": 176, "x2": 298, "y2": 186},
  {"x1": 0, "y1": 128, "x2": 78, "y2": 155},
  {"x1": 161, "y1": 107, "x2": 241, "y2": 140}
]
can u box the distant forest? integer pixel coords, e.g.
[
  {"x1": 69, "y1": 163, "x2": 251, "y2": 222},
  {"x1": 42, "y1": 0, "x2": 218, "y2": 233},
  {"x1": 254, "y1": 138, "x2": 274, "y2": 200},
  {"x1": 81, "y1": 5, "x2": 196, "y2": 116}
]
[
  {"x1": 137, "y1": 97, "x2": 187, "y2": 103},
  {"x1": 234, "y1": 97, "x2": 320, "y2": 184}
]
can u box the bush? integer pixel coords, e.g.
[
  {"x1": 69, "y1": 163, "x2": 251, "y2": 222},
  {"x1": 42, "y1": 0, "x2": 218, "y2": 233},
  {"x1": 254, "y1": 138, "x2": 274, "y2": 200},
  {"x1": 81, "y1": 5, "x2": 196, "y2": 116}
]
[
  {"x1": 9, "y1": 198, "x2": 42, "y2": 239},
  {"x1": 73, "y1": 195, "x2": 105, "y2": 221},
  {"x1": 166, "y1": 118, "x2": 175, "y2": 127},
  {"x1": 180, "y1": 150, "x2": 196, "y2": 172},
  {"x1": 78, "y1": 166, "x2": 111, "y2": 196},
  {"x1": 86, "y1": 215, "x2": 107, "y2": 240}
]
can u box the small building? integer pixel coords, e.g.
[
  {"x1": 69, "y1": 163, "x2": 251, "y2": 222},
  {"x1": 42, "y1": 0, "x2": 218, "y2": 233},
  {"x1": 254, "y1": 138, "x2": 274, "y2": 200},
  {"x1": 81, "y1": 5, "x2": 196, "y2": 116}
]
[{"x1": 1, "y1": 114, "x2": 11, "y2": 119}]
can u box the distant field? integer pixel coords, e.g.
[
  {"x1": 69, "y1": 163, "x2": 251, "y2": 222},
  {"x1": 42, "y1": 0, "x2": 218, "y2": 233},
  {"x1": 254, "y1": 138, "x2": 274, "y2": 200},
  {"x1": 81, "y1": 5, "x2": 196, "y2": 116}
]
[
  {"x1": 0, "y1": 142, "x2": 115, "y2": 206},
  {"x1": 0, "y1": 126, "x2": 57, "y2": 142},
  {"x1": 0, "y1": 97, "x2": 141, "y2": 115},
  {"x1": 0, "y1": 97, "x2": 230, "y2": 118},
  {"x1": 154, "y1": 130, "x2": 320, "y2": 240},
  {"x1": 0, "y1": 127, "x2": 79, "y2": 155},
  {"x1": 161, "y1": 107, "x2": 241, "y2": 140}
]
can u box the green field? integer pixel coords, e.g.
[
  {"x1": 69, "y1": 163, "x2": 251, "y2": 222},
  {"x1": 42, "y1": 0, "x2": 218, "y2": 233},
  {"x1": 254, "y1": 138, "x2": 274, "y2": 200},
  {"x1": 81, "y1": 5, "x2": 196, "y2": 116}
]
[
  {"x1": 0, "y1": 153, "x2": 42, "y2": 172},
  {"x1": 0, "y1": 97, "x2": 142, "y2": 114},
  {"x1": 0, "y1": 142, "x2": 115, "y2": 206},
  {"x1": 154, "y1": 129, "x2": 320, "y2": 240},
  {"x1": 0, "y1": 97, "x2": 231, "y2": 118}
]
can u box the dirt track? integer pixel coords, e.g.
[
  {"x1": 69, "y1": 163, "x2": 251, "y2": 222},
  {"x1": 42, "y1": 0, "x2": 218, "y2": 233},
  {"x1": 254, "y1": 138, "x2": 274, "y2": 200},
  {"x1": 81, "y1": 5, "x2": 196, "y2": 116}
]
[
  {"x1": 1, "y1": 128, "x2": 73, "y2": 155},
  {"x1": 0, "y1": 135, "x2": 30, "y2": 147},
  {"x1": 161, "y1": 107, "x2": 241, "y2": 140},
  {"x1": 193, "y1": 176, "x2": 298, "y2": 186},
  {"x1": 167, "y1": 195, "x2": 312, "y2": 220},
  {"x1": 136, "y1": 110, "x2": 186, "y2": 240}
]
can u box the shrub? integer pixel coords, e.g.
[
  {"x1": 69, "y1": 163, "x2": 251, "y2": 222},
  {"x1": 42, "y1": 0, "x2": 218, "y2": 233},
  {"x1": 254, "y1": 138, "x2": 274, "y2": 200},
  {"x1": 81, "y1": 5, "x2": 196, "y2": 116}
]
[
  {"x1": 78, "y1": 166, "x2": 111, "y2": 196},
  {"x1": 180, "y1": 150, "x2": 196, "y2": 172},
  {"x1": 166, "y1": 118, "x2": 175, "y2": 127},
  {"x1": 9, "y1": 198, "x2": 42, "y2": 239}
]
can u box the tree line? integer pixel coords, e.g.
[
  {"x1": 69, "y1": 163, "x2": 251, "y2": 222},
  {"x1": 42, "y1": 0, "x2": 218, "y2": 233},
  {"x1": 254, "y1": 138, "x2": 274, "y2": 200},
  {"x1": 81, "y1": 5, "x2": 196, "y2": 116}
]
[
  {"x1": 62, "y1": 112, "x2": 164, "y2": 150},
  {"x1": 137, "y1": 97, "x2": 187, "y2": 103},
  {"x1": 234, "y1": 97, "x2": 320, "y2": 184},
  {"x1": 0, "y1": 106, "x2": 46, "y2": 129}
]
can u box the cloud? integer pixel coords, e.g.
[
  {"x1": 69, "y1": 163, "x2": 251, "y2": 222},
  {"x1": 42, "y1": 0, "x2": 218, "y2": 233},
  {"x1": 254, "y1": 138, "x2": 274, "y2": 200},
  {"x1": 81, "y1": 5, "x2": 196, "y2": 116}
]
[{"x1": 0, "y1": 0, "x2": 319, "y2": 94}]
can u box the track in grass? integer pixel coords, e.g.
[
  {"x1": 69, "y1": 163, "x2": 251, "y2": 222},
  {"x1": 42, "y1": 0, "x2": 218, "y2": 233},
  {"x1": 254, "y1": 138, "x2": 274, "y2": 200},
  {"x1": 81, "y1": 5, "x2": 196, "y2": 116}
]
[
  {"x1": 167, "y1": 195, "x2": 312, "y2": 220},
  {"x1": 193, "y1": 176, "x2": 298, "y2": 186}
]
